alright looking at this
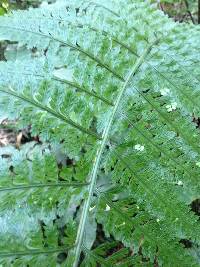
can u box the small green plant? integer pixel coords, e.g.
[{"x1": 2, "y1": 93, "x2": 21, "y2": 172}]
[
  {"x1": 0, "y1": 0, "x2": 200, "y2": 266},
  {"x1": 0, "y1": 0, "x2": 8, "y2": 15}
]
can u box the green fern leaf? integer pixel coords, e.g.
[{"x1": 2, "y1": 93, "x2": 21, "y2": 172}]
[{"x1": 0, "y1": 0, "x2": 200, "y2": 266}]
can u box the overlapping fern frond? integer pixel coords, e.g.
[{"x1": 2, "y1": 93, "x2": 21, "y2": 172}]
[{"x1": 0, "y1": 0, "x2": 200, "y2": 266}]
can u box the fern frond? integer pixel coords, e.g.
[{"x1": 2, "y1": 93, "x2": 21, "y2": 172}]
[
  {"x1": 0, "y1": 144, "x2": 86, "y2": 266},
  {"x1": 0, "y1": 0, "x2": 200, "y2": 266},
  {"x1": 70, "y1": 40, "x2": 158, "y2": 267}
]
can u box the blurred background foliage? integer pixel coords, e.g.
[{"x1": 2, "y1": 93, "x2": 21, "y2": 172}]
[
  {"x1": 0, "y1": 0, "x2": 9, "y2": 15},
  {"x1": 153, "y1": 0, "x2": 199, "y2": 23},
  {"x1": 0, "y1": 0, "x2": 56, "y2": 14}
]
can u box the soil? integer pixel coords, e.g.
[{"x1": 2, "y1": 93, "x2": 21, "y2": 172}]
[{"x1": 0, "y1": 128, "x2": 16, "y2": 146}]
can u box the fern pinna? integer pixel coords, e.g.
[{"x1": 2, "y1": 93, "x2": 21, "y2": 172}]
[{"x1": 0, "y1": 0, "x2": 200, "y2": 266}]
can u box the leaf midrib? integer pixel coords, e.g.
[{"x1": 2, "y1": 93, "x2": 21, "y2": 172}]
[
  {"x1": 71, "y1": 40, "x2": 158, "y2": 267},
  {"x1": 0, "y1": 87, "x2": 101, "y2": 140},
  {"x1": 0, "y1": 25, "x2": 125, "y2": 81}
]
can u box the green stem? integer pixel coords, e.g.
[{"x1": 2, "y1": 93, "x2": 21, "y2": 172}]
[
  {"x1": 54, "y1": 77, "x2": 114, "y2": 106},
  {"x1": 183, "y1": 0, "x2": 195, "y2": 24},
  {"x1": 72, "y1": 40, "x2": 158, "y2": 267},
  {"x1": 0, "y1": 246, "x2": 73, "y2": 258},
  {"x1": 0, "y1": 25, "x2": 124, "y2": 81},
  {"x1": 2, "y1": 70, "x2": 113, "y2": 106},
  {"x1": 0, "y1": 87, "x2": 101, "y2": 140},
  {"x1": 0, "y1": 182, "x2": 89, "y2": 192}
]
